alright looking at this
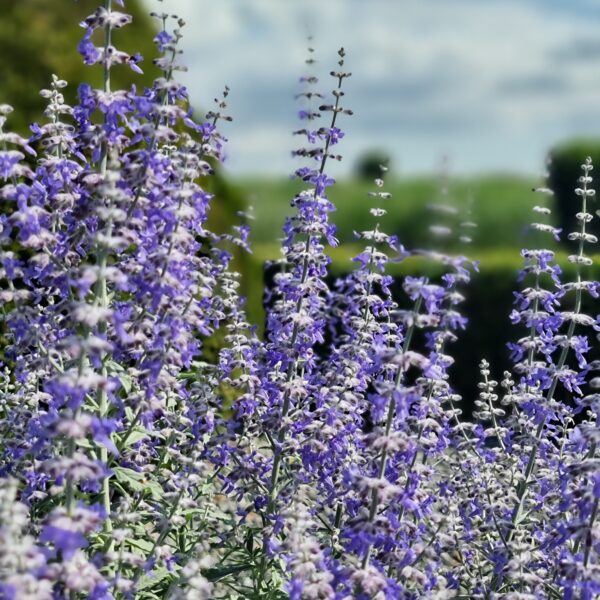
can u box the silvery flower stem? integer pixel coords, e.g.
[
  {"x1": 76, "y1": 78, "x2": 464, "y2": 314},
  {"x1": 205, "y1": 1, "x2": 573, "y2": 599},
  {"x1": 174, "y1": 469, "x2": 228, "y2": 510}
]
[
  {"x1": 256, "y1": 70, "x2": 346, "y2": 596},
  {"x1": 509, "y1": 222, "x2": 585, "y2": 539},
  {"x1": 96, "y1": 0, "x2": 114, "y2": 545},
  {"x1": 125, "y1": 50, "x2": 177, "y2": 220},
  {"x1": 329, "y1": 245, "x2": 377, "y2": 541},
  {"x1": 525, "y1": 271, "x2": 541, "y2": 395},
  {"x1": 584, "y1": 497, "x2": 599, "y2": 568}
]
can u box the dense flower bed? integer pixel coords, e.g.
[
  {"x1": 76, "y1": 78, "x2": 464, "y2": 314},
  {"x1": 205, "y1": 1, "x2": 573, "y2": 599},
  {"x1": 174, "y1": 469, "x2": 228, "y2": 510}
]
[{"x1": 0, "y1": 2, "x2": 599, "y2": 599}]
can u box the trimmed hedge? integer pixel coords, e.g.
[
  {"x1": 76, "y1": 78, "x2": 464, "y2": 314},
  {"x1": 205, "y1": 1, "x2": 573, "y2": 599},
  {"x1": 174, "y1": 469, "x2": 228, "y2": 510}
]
[{"x1": 248, "y1": 245, "x2": 600, "y2": 418}]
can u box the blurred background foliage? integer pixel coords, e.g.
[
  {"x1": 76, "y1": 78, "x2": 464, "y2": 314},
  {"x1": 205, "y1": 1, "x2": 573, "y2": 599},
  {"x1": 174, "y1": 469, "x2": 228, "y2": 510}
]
[
  {"x1": 244, "y1": 174, "x2": 540, "y2": 249},
  {"x1": 3, "y1": 0, "x2": 600, "y2": 410},
  {"x1": 0, "y1": 0, "x2": 159, "y2": 132}
]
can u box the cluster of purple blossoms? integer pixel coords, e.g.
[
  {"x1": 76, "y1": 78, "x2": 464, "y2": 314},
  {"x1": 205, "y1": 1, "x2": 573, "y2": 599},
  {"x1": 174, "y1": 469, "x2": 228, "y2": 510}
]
[
  {"x1": 0, "y1": 2, "x2": 236, "y2": 597},
  {"x1": 1, "y1": 2, "x2": 600, "y2": 599}
]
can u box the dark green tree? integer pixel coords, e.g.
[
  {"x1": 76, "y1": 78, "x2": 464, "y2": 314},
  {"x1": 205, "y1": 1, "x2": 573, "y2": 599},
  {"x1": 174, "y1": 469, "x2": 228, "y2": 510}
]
[
  {"x1": 0, "y1": 0, "x2": 162, "y2": 132},
  {"x1": 354, "y1": 149, "x2": 391, "y2": 180},
  {"x1": 548, "y1": 139, "x2": 600, "y2": 247}
]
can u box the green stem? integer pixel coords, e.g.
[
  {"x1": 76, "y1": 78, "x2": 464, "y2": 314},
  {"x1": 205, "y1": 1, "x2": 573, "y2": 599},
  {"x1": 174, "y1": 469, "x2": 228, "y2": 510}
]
[
  {"x1": 361, "y1": 294, "x2": 422, "y2": 570},
  {"x1": 94, "y1": 0, "x2": 115, "y2": 551},
  {"x1": 583, "y1": 497, "x2": 599, "y2": 568}
]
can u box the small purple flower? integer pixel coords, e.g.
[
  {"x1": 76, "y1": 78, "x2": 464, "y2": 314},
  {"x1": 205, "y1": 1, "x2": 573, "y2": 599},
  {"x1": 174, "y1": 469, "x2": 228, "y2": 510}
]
[
  {"x1": 287, "y1": 578, "x2": 304, "y2": 600},
  {"x1": 325, "y1": 126, "x2": 344, "y2": 145},
  {"x1": 154, "y1": 30, "x2": 173, "y2": 53},
  {"x1": 0, "y1": 150, "x2": 24, "y2": 180},
  {"x1": 78, "y1": 29, "x2": 101, "y2": 65},
  {"x1": 40, "y1": 525, "x2": 88, "y2": 560}
]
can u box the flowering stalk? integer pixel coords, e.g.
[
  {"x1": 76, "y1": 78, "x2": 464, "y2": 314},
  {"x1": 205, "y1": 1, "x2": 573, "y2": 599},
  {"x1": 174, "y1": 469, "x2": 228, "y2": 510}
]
[
  {"x1": 509, "y1": 160, "x2": 593, "y2": 537},
  {"x1": 310, "y1": 168, "x2": 398, "y2": 537},
  {"x1": 267, "y1": 49, "x2": 350, "y2": 510},
  {"x1": 490, "y1": 158, "x2": 597, "y2": 593},
  {"x1": 95, "y1": 0, "x2": 117, "y2": 546}
]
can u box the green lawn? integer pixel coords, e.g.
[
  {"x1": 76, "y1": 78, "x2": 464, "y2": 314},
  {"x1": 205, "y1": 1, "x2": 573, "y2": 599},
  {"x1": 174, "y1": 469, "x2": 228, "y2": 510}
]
[{"x1": 234, "y1": 173, "x2": 548, "y2": 251}]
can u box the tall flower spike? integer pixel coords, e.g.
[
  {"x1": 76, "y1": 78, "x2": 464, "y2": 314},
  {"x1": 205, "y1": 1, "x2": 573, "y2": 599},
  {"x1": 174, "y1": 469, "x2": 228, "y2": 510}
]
[
  {"x1": 253, "y1": 46, "x2": 351, "y2": 596},
  {"x1": 79, "y1": 3, "x2": 141, "y2": 74},
  {"x1": 458, "y1": 191, "x2": 477, "y2": 246},
  {"x1": 427, "y1": 156, "x2": 457, "y2": 241},
  {"x1": 306, "y1": 165, "x2": 400, "y2": 551},
  {"x1": 530, "y1": 158, "x2": 561, "y2": 243},
  {"x1": 545, "y1": 158, "x2": 600, "y2": 596},
  {"x1": 491, "y1": 157, "x2": 598, "y2": 593},
  {"x1": 337, "y1": 167, "x2": 474, "y2": 596}
]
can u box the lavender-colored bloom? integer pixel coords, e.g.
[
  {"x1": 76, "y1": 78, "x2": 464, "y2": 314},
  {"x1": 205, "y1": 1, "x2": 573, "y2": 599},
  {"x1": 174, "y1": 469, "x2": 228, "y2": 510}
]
[
  {"x1": 78, "y1": 29, "x2": 102, "y2": 65},
  {"x1": 40, "y1": 526, "x2": 89, "y2": 560}
]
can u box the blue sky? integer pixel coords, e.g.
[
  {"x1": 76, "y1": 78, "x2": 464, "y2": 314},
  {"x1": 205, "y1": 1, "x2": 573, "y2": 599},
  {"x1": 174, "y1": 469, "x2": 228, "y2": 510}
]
[{"x1": 142, "y1": 0, "x2": 600, "y2": 178}]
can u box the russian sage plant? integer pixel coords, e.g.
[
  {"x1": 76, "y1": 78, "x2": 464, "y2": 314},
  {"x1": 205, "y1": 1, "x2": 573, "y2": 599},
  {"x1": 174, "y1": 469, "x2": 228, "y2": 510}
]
[{"x1": 1, "y1": 1, "x2": 600, "y2": 599}]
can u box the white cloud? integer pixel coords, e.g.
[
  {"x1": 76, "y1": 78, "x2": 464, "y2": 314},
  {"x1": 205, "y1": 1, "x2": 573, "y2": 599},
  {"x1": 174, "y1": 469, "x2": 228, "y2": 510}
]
[{"x1": 141, "y1": 0, "x2": 600, "y2": 176}]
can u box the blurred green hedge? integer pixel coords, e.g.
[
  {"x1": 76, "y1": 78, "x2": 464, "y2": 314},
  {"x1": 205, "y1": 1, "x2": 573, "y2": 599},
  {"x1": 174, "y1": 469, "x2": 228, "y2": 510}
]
[{"x1": 240, "y1": 174, "x2": 551, "y2": 251}]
